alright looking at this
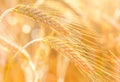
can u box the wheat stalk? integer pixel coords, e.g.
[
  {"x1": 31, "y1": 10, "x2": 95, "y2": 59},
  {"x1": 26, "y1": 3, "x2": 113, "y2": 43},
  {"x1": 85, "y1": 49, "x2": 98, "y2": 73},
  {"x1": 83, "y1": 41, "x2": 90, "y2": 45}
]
[{"x1": 0, "y1": 36, "x2": 35, "y2": 82}]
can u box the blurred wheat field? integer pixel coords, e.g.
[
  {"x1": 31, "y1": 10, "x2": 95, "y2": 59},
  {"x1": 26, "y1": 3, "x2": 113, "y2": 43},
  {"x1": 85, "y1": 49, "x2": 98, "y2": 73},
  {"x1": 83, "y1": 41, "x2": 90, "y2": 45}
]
[{"x1": 0, "y1": 0, "x2": 120, "y2": 82}]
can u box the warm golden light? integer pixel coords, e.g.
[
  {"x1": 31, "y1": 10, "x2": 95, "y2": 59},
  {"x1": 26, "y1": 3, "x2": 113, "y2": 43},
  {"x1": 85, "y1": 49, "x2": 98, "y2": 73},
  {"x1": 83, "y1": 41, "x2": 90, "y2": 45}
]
[{"x1": 0, "y1": 0, "x2": 120, "y2": 82}]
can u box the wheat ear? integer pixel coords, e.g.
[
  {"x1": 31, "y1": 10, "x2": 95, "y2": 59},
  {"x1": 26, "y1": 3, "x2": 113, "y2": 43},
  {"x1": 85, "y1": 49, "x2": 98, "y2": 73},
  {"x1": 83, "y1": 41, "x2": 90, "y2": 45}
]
[
  {"x1": 14, "y1": 36, "x2": 93, "y2": 73},
  {"x1": 13, "y1": 4, "x2": 70, "y2": 36},
  {"x1": 43, "y1": 36, "x2": 94, "y2": 73}
]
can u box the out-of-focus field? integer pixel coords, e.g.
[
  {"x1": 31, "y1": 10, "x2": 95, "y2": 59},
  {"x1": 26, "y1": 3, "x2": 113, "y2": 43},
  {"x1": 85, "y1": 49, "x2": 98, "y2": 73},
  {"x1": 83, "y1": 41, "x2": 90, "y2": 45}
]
[{"x1": 0, "y1": 0, "x2": 120, "y2": 82}]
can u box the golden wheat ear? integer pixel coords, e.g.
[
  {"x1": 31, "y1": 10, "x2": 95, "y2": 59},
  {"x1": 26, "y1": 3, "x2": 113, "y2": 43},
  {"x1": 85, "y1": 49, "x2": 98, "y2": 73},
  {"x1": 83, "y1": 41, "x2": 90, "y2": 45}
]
[
  {"x1": 43, "y1": 36, "x2": 94, "y2": 73},
  {"x1": 14, "y1": 36, "x2": 93, "y2": 73},
  {"x1": 12, "y1": 4, "x2": 70, "y2": 36}
]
